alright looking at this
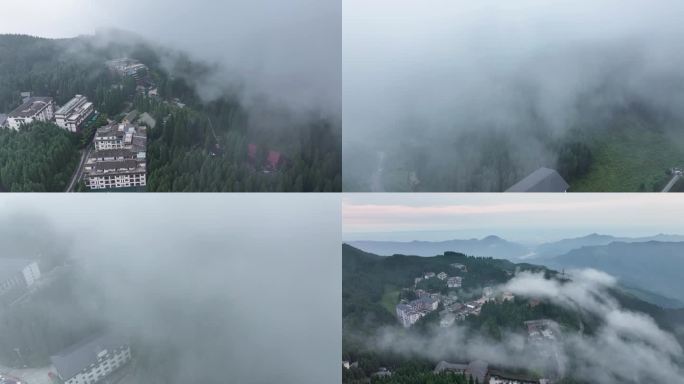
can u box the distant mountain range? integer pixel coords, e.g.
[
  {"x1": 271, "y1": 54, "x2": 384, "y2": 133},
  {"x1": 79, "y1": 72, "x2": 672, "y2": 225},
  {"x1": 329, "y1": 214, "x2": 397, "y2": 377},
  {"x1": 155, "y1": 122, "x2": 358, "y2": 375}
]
[
  {"x1": 347, "y1": 235, "x2": 532, "y2": 259},
  {"x1": 347, "y1": 233, "x2": 684, "y2": 308}
]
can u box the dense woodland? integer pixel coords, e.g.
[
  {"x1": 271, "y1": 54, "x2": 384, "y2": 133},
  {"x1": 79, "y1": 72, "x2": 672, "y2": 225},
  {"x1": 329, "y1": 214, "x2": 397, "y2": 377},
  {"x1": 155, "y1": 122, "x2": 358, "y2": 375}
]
[
  {"x1": 0, "y1": 122, "x2": 80, "y2": 191},
  {"x1": 0, "y1": 33, "x2": 341, "y2": 192}
]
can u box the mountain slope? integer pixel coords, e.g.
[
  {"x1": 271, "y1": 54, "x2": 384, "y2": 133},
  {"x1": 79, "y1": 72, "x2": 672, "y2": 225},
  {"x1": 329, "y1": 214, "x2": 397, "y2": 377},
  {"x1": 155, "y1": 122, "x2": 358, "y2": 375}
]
[{"x1": 543, "y1": 241, "x2": 684, "y2": 303}]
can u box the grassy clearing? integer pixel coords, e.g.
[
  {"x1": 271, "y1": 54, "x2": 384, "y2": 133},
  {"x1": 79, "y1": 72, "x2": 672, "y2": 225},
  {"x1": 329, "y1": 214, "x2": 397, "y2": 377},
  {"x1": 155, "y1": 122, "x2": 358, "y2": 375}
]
[
  {"x1": 570, "y1": 119, "x2": 684, "y2": 192},
  {"x1": 380, "y1": 285, "x2": 400, "y2": 315}
]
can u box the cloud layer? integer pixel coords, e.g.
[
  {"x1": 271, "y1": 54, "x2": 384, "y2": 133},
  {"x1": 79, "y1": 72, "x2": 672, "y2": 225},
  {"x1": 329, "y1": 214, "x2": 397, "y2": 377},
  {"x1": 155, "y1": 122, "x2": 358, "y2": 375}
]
[{"x1": 367, "y1": 269, "x2": 684, "y2": 383}]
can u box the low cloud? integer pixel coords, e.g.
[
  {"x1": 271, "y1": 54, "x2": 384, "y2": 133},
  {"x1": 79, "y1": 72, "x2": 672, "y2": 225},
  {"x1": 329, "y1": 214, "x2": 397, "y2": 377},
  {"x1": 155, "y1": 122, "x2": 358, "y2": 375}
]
[{"x1": 365, "y1": 269, "x2": 684, "y2": 383}]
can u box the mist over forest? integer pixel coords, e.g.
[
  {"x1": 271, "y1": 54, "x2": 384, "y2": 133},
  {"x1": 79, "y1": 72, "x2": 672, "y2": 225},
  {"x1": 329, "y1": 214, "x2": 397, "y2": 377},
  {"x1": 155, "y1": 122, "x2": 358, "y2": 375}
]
[
  {"x1": 343, "y1": 0, "x2": 684, "y2": 192},
  {"x1": 0, "y1": 195, "x2": 341, "y2": 383}
]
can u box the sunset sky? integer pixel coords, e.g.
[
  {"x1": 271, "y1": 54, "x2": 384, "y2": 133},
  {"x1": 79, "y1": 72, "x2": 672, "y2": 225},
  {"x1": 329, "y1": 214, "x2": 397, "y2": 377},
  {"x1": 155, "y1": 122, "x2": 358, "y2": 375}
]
[{"x1": 343, "y1": 194, "x2": 684, "y2": 243}]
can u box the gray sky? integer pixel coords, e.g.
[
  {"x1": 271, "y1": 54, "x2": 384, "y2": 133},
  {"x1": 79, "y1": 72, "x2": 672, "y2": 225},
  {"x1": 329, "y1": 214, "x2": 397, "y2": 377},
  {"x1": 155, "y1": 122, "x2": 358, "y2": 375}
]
[
  {"x1": 2, "y1": 0, "x2": 340, "y2": 115},
  {"x1": 343, "y1": 194, "x2": 684, "y2": 243},
  {"x1": 0, "y1": 194, "x2": 341, "y2": 384},
  {"x1": 343, "y1": 0, "x2": 684, "y2": 137}
]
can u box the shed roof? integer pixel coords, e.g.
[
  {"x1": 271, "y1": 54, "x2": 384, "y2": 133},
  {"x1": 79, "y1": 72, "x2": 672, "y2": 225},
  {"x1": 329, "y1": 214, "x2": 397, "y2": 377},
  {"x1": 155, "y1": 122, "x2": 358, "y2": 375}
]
[{"x1": 505, "y1": 167, "x2": 569, "y2": 192}]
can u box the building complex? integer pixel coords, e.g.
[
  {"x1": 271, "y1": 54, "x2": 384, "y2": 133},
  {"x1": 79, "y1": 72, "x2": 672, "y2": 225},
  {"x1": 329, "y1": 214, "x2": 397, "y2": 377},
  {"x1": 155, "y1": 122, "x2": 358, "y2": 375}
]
[
  {"x1": 105, "y1": 58, "x2": 148, "y2": 80},
  {"x1": 84, "y1": 122, "x2": 147, "y2": 190}
]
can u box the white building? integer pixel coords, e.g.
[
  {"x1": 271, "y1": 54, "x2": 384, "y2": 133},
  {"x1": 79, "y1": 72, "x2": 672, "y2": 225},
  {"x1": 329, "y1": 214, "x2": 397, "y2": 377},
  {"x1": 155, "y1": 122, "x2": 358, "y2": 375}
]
[
  {"x1": 0, "y1": 259, "x2": 41, "y2": 297},
  {"x1": 50, "y1": 333, "x2": 131, "y2": 384},
  {"x1": 55, "y1": 95, "x2": 94, "y2": 132},
  {"x1": 106, "y1": 58, "x2": 148, "y2": 80},
  {"x1": 437, "y1": 272, "x2": 447, "y2": 280},
  {"x1": 396, "y1": 304, "x2": 426, "y2": 328},
  {"x1": 424, "y1": 272, "x2": 436, "y2": 279},
  {"x1": 447, "y1": 276, "x2": 462, "y2": 288},
  {"x1": 85, "y1": 123, "x2": 147, "y2": 190},
  {"x1": 6, "y1": 97, "x2": 54, "y2": 130}
]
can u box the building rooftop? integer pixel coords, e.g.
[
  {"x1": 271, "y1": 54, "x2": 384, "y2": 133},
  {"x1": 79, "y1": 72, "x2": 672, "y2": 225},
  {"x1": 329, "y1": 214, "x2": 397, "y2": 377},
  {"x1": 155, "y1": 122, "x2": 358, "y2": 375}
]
[
  {"x1": 505, "y1": 167, "x2": 569, "y2": 192},
  {"x1": 0, "y1": 258, "x2": 35, "y2": 283},
  {"x1": 8, "y1": 97, "x2": 53, "y2": 118},
  {"x1": 50, "y1": 333, "x2": 128, "y2": 381},
  {"x1": 55, "y1": 95, "x2": 87, "y2": 115}
]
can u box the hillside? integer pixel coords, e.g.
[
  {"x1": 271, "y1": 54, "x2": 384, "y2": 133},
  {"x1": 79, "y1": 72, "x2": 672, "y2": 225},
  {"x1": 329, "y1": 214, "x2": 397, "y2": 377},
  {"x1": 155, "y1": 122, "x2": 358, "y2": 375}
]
[
  {"x1": 342, "y1": 244, "x2": 684, "y2": 384},
  {"x1": 0, "y1": 33, "x2": 341, "y2": 192},
  {"x1": 532, "y1": 233, "x2": 684, "y2": 258},
  {"x1": 541, "y1": 241, "x2": 684, "y2": 304}
]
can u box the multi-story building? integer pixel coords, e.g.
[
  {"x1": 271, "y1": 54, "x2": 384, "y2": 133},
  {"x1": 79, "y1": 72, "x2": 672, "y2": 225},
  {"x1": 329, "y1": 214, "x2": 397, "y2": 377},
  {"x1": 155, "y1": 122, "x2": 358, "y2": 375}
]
[
  {"x1": 424, "y1": 272, "x2": 435, "y2": 279},
  {"x1": 0, "y1": 259, "x2": 41, "y2": 297},
  {"x1": 396, "y1": 304, "x2": 425, "y2": 328},
  {"x1": 55, "y1": 95, "x2": 94, "y2": 132},
  {"x1": 84, "y1": 123, "x2": 147, "y2": 190},
  {"x1": 447, "y1": 276, "x2": 462, "y2": 288},
  {"x1": 50, "y1": 333, "x2": 131, "y2": 384},
  {"x1": 396, "y1": 296, "x2": 440, "y2": 327},
  {"x1": 105, "y1": 58, "x2": 148, "y2": 80},
  {"x1": 6, "y1": 97, "x2": 54, "y2": 130},
  {"x1": 437, "y1": 272, "x2": 447, "y2": 280}
]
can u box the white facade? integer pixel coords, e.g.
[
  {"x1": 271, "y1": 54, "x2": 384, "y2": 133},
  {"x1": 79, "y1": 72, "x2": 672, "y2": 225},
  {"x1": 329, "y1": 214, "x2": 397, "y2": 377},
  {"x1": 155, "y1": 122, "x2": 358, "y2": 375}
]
[
  {"x1": 87, "y1": 172, "x2": 146, "y2": 189},
  {"x1": 63, "y1": 346, "x2": 131, "y2": 384},
  {"x1": 21, "y1": 261, "x2": 41, "y2": 287},
  {"x1": 437, "y1": 272, "x2": 447, "y2": 280},
  {"x1": 447, "y1": 276, "x2": 462, "y2": 288},
  {"x1": 6, "y1": 97, "x2": 54, "y2": 130},
  {"x1": 0, "y1": 260, "x2": 40, "y2": 296},
  {"x1": 55, "y1": 95, "x2": 94, "y2": 132},
  {"x1": 86, "y1": 123, "x2": 147, "y2": 190}
]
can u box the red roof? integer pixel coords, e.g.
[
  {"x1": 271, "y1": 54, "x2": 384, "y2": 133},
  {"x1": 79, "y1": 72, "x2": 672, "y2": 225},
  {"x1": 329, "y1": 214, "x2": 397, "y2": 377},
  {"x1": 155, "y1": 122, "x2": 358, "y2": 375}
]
[{"x1": 267, "y1": 150, "x2": 281, "y2": 169}]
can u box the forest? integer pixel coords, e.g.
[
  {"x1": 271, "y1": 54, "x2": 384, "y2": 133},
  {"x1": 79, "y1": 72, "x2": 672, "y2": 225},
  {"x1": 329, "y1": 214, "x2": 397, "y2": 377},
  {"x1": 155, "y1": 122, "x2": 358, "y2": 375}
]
[
  {"x1": 0, "y1": 33, "x2": 341, "y2": 192},
  {"x1": 0, "y1": 122, "x2": 80, "y2": 192}
]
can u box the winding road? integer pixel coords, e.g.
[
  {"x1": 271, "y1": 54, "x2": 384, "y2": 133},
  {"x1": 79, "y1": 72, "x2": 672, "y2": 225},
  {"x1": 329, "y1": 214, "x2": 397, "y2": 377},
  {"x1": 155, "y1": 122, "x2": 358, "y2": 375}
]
[
  {"x1": 65, "y1": 145, "x2": 92, "y2": 192},
  {"x1": 661, "y1": 174, "x2": 681, "y2": 192}
]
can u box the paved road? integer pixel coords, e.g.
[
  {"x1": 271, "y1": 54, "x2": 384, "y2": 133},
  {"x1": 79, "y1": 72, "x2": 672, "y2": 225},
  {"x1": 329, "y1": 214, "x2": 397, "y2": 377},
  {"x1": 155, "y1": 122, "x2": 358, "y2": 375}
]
[
  {"x1": 65, "y1": 145, "x2": 92, "y2": 192},
  {"x1": 662, "y1": 174, "x2": 681, "y2": 192}
]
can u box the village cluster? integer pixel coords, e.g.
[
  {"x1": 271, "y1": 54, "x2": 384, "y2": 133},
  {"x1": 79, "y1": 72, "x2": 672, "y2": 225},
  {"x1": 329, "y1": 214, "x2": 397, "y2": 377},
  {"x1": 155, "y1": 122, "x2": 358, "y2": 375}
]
[
  {"x1": 395, "y1": 263, "x2": 515, "y2": 328},
  {"x1": 0, "y1": 58, "x2": 154, "y2": 191}
]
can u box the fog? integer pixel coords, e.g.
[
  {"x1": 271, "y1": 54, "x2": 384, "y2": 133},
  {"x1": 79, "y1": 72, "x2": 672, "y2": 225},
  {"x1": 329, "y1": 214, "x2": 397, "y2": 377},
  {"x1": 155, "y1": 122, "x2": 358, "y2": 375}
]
[
  {"x1": 343, "y1": 0, "x2": 684, "y2": 191},
  {"x1": 0, "y1": 195, "x2": 341, "y2": 384},
  {"x1": 365, "y1": 269, "x2": 684, "y2": 383},
  {"x1": 2, "y1": 0, "x2": 340, "y2": 115}
]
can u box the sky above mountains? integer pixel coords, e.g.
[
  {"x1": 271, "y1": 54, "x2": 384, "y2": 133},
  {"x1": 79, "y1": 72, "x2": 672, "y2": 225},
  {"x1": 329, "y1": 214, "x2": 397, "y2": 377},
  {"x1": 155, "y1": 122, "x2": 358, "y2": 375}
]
[{"x1": 343, "y1": 194, "x2": 684, "y2": 243}]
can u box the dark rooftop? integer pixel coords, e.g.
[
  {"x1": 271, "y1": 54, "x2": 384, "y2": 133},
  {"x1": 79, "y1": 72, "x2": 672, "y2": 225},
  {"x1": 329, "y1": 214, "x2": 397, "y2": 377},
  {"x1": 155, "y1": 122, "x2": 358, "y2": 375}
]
[
  {"x1": 8, "y1": 97, "x2": 53, "y2": 118},
  {"x1": 91, "y1": 148, "x2": 136, "y2": 159},
  {"x1": 505, "y1": 167, "x2": 569, "y2": 192},
  {"x1": 50, "y1": 333, "x2": 128, "y2": 381}
]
